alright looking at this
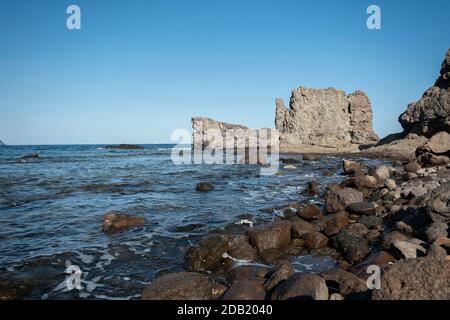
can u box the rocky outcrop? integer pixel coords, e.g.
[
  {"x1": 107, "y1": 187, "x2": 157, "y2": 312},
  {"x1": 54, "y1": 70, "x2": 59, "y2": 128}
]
[
  {"x1": 275, "y1": 87, "x2": 378, "y2": 152},
  {"x1": 366, "y1": 49, "x2": 450, "y2": 160}
]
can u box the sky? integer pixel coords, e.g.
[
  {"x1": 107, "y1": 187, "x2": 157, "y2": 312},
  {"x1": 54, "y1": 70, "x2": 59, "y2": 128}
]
[{"x1": 0, "y1": 0, "x2": 449, "y2": 145}]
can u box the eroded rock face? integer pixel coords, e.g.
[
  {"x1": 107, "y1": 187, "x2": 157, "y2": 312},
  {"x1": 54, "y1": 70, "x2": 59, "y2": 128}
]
[
  {"x1": 399, "y1": 49, "x2": 450, "y2": 136},
  {"x1": 275, "y1": 87, "x2": 378, "y2": 151}
]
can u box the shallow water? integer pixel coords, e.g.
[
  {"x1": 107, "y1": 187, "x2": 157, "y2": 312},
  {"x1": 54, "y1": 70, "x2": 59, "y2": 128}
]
[{"x1": 0, "y1": 144, "x2": 386, "y2": 299}]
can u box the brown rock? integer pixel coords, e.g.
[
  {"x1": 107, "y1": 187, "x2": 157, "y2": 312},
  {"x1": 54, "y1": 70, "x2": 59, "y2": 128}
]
[
  {"x1": 102, "y1": 212, "x2": 145, "y2": 233},
  {"x1": 302, "y1": 232, "x2": 329, "y2": 249},
  {"x1": 142, "y1": 272, "x2": 226, "y2": 300},
  {"x1": 303, "y1": 154, "x2": 321, "y2": 161},
  {"x1": 222, "y1": 280, "x2": 266, "y2": 300},
  {"x1": 196, "y1": 182, "x2": 215, "y2": 192},
  {"x1": 404, "y1": 162, "x2": 421, "y2": 173},
  {"x1": 265, "y1": 260, "x2": 295, "y2": 292},
  {"x1": 297, "y1": 204, "x2": 323, "y2": 221},
  {"x1": 427, "y1": 184, "x2": 450, "y2": 223},
  {"x1": 247, "y1": 221, "x2": 292, "y2": 253},
  {"x1": 321, "y1": 269, "x2": 368, "y2": 296},
  {"x1": 347, "y1": 202, "x2": 378, "y2": 215},
  {"x1": 353, "y1": 175, "x2": 378, "y2": 189},
  {"x1": 272, "y1": 273, "x2": 329, "y2": 300},
  {"x1": 325, "y1": 185, "x2": 364, "y2": 213},
  {"x1": 343, "y1": 160, "x2": 363, "y2": 175},
  {"x1": 290, "y1": 217, "x2": 316, "y2": 238}
]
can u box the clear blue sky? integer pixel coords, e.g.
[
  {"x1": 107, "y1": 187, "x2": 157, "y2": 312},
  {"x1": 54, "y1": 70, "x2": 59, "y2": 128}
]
[{"x1": 0, "y1": 0, "x2": 449, "y2": 145}]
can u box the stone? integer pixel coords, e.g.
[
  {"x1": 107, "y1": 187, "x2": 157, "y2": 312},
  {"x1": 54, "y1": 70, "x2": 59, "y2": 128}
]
[
  {"x1": 0, "y1": 277, "x2": 34, "y2": 300},
  {"x1": 423, "y1": 131, "x2": 450, "y2": 155},
  {"x1": 427, "y1": 184, "x2": 450, "y2": 223},
  {"x1": 275, "y1": 87, "x2": 378, "y2": 152},
  {"x1": 283, "y1": 165, "x2": 297, "y2": 170},
  {"x1": 142, "y1": 272, "x2": 226, "y2": 300},
  {"x1": 297, "y1": 204, "x2": 323, "y2": 221},
  {"x1": 372, "y1": 246, "x2": 450, "y2": 300},
  {"x1": 325, "y1": 185, "x2": 364, "y2": 213},
  {"x1": 272, "y1": 273, "x2": 329, "y2": 300},
  {"x1": 392, "y1": 240, "x2": 427, "y2": 259},
  {"x1": 290, "y1": 217, "x2": 316, "y2": 238},
  {"x1": 399, "y1": 49, "x2": 450, "y2": 136},
  {"x1": 345, "y1": 223, "x2": 369, "y2": 237},
  {"x1": 329, "y1": 293, "x2": 344, "y2": 300},
  {"x1": 247, "y1": 221, "x2": 291, "y2": 253},
  {"x1": 385, "y1": 179, "x2": 397, "y2": 190},
  {"x1": 304, "y1": 181, "x2": 318, "y2": 196},
  {"x1": 265, "y1": 260, "x2": 295, "y2": 292},
  {"x1": 357, "y1": 216, "x2": 383, "y2": 229},
  {"x1": 280, "y1": 158, "x2": 300, "y2": 164},
  {"x1": 353, "y1": 175, "x2": 378, "y2": 189},
  {"x1": 226, "y1": 265, "x2": 270, "y2": 285},
  {"x1": 17, "y1": 153, "x2": 40, "y2": 162},
  {"x1": 332, "y1": 230, "x2": 370, "y2": 264},
  {"x1": 404, "y1": 162, "x2": 421, "y2": 173},
  {"x1": 321, "y1": 269, "x2": 368, "y2": 296},
  {"x1": 372, "y1": 165, "x2": 391, "y2": 181},
  {"x1": 429, "y1": 155, "x2": 450, "y2": 166},
  {"x1": 196, "y1": 182, "x2": 215, "y2": 192},
  {"x1": 102, "y1": 212, "x2": 145, "y2": 233},
  {"x1": 347, "y1": 202, "x2": 378, "y2": 215},
  {"x1": 394, "y1": 221, "x2": 414, "y2": 235},
  {"x1": 222, "y1": 280, "x2": 266, "y2": 300},
  {"x1": 104, "y1": 144, "x2": 144, "y2": 150},
  {"x1": 382, "y1": 231, "x2": 409, "y2": 249},
  {"x1": 303, "y1": 154, "x2": 321, "y2": 161},
  {"x1": 302, "y1": 232, "x2": 329, "y2": 249},
  {"x1": 425, "y1": 222, "x2": 448, "y2": 243},
  {"x1": 343, "y1": 160, "x2": 363, "y2": 175},
  {"x1": 324, "y1": 211, "x2": 350, "y2": 236}
]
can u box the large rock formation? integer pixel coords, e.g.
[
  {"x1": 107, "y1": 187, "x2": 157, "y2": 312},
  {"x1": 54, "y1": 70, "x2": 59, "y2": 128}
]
[
  {"x1": 366, "y1": 49, "x2": 450, "y2": 159},
  {"x1": 275, "y1": 87, "x2": 379, "y2": 153}
]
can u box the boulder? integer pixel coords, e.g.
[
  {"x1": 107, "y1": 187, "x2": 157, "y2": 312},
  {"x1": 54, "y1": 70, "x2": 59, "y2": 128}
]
[
  {"x1": 264, "y1": 260, "x2": 295, "y2": 292},
  {"x1": 372, "y1": 165, "x2": 391, "y2": 181},
  {"x1": 272, "y1": 273, "x2": 329, "y2": 300},
  {"x1": 102, "y1": 212, "x2": 145, "y2": 233},
  {"x1": 303, "y1": 154, "x2": 321, "y2": 161},
  {"x1": 425, "y1": 222, "x2": 448, "y2": 243},
  {"x1": 325, "y1": 185, "x2": 364, "y2": 213},
  {"x1": 290, "y1": 217, "x2": 316, "y2": 238},
  {"x1": 142, "y1": 272, "x2": 226, "y2": 300},
  {"x1": 332, "y1": 230, "x2": 370, "y2": 264},
  {"x1": 247, "y1": 221, "x2": 291, "y2": 253},
  {"x1": 222, "y1": 280, "x2": 266, "y2": 300},
  {"x1": 302, "y1": 232, "x2": 329, "y2": 249},
  {"x1": 347, "y1": 202, "x2": 378, "y2": 216},
  {"x1": 372, "y1": 246, "x2": 450, "y2": 300},
  {"x1": 391, "y1": 239, "x2": 427, "y2": 259},
  {"x1": 321, "y1": 269, "x2": 368, "y2": 297},
  {"x1": 196, "y1": 182, "x2": 215, "y2": 192},
  {"x1": 353, "y1": 175, "x2": 378, "y2": 189},
  {"x1": 343, "y1": 160, "x2": 363, "y2": 175},
  {"x1": 297, "y1": 204, "x2": 323, "y2": 221},
  {"x1": 427, "y1": 184, "x2": 450, "y2": 223}
]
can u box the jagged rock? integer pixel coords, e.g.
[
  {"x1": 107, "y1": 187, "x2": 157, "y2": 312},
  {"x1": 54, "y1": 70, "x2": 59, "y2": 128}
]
[
  {"x1": 102, "y1": 212, "x2": 145, "y2": 233},
  {"x1": 142, "y1": 272, "x2": 226, "y2": 300},
  {"x1": 275, "y1": 87, "x2": 378, "y2": 152},
  {"x1": 391, "y1": 240, "x2": 427, "y2": 259},
  {"x1": 372, "y1": 246, "x2": 450, "y2": 300},
  {"x1": 347, "y1": 202, "x2": 378, "y2": 216},
  {"x1": 427, "y1": 184, "x2": 450, "y2": 223},
  {"x1": 343, "y1": 159, "x2": 364, "y2": 175},
  {"x1": 272, "y1": 273, "x2": 329, "y2": 300},
  {"x1": 0, "y1": 140, "x2": 5, "y2": 146},
  {"x1": 332, "y1": 230, "x2": 370, "y2": 263},
  {"x1": 399, "y1": 49, "x2": 450, "y2": 136}
]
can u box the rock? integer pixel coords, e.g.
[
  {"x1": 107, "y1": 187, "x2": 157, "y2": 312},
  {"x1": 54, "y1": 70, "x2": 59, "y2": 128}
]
[
  {"x1": 0, "y1": 277, "x2": 34, "y2": 300},
  {"x1": 357, "y1": 216, "x2": 383, "y2": 229},
  {"x1": 366, "y1": 229, "x2": 381, "y2": 241},
  {"x1": 196, "y1": 182, "x2": 215, "y2": 192},
  {"x1": 392, "y1": 240, "x2": 427, "y2": 259},
  {"x1": 265, "y1": 260, "x2": 295, "y2": 292},
  {"x1": 272, "y1": 273, "x2": 329, "y2": 300},
  {"x1": 353, "y1": 175, "x2": 378, "y2": 189},
  {"x1": 104, "y1": 144, "x2": 144, "y2": 150},
  {"x1": 302, "y1": 232, "x2": 329, "y2": 249},
  {"x1": 226, "y1": 265, "x2": 270, "y2": 285},
  {"x1": 429, "y1": 155, "x2": 450, "y2": 166},
  {"x1": 321, "y1": 269, "x2": 368, "y2": 296},
  {"x1": 325, "y1": 185, "x2": 364, "y2": 213},
  {"x1": 394, "y1": 221, "x2": 414, "y2": 235},
  {"x1": 185, "y1": 234, "x2": 231, "y2": 272},
  {"x1": 351, "y1": 251, "x2": 397, "y2": 278},
  {"x1": 385, "y1": 179, "x2": 397, "y2": 190},
  {"x1": 329, "y1": 293, "x2": 344, "y2": 300},
  {"x1": 259, "y1": 248, "x2": 285, "y2": 264},
  {"x1": 427, "y1": 184, "x2": 450, "y2": 223},
  {"x1": 297, "y1": 204, "x2": 323, "y2": 221},
  {"x1": 303, "y1": 181, "x2": 318, "y2": 196},
  {"x1": 247, "y1": 221, "x2": 291, "y2": 253},
  {"x1": 399, "y1": 49, "x2": 450, "y2": 136},
  {"x1": 382, "y1": 231, "x2": 409, "y2": 249},
  {"x1": 345, "y1": 223, "x2": 369, "y2": 237},
  {"x1": 425, "y1": 222, "x2": 448, "y2": 243},
  {"x1": 275, "y1": 87, "x2": 378, "y2": 153},
  {"x1": 324, "y1": 211, "x2": 350, "y2": 236},
  {"x1": 332, "y1": 230, "x2": 370, "y2": 264},
  {"x1": 222, "y1": 280, "x2": 266, "y2": 300},
  {"x1": 227, "y1": 238, "x2": 258, "y2": 263},
  {"x1": 424, "y1": 131, "x2": 450, "y2": 155},
  {"x1": 372, "y1": 246, "x2": 450, "y2": 300},
  {"x1": 372, "y1": 165, "x2": 391, "y2": 181},
  {"x1": 280, "y1": 158, "x2": 300, "y2": 164},
  {"x1": 303, "y1": 154, "x2": 321, "y2": 161},
  {"x1": 283, "y1": 165, "x2": 297, "y2": 170},
  {"x1": 347, "y1": 202, "x2": 378, "y2": 215},
  {"x1": 17, "y1": 153, "x2": 39, "y2": 162},
  {"x1": 343, "y1": 160, "x2": 363, "y2": 175},
  {"x1": 404, "y1": 162, "x2": 421, "y2": 173},
  {"x1": 142, "y1": 272, "x2": 226, "y2": 300},
  {"x1": 102, "y1": 212, "x2": 145, "y2": 233},
  {"x1": 290, "y1": 217, "x2": 316, "y2": 238},
  {"x1": 0, "y1": 140, "x2": 4, "y2": 146}
]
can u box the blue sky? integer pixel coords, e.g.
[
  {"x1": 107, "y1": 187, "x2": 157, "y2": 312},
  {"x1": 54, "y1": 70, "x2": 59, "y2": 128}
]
[{"x1": 0, "y1": 0, "x2": 449, "y2": 145}]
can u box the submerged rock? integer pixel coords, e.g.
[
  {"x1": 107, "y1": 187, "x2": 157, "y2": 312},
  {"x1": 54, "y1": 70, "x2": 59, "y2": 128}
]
[
  {"x1": 142, "y1": 272, "x2": 226, "y2": 300},
  {"x1": 196, "y1": 182, "x2": 215, "y2": 192},
  {"x1": 102, "y1": 212, "x2": 145, "y2": 233}
]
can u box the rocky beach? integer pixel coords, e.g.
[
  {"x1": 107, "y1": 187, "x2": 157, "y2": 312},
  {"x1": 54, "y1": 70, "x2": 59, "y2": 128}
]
[{"x1": 1, "y1": 49, "x2": 449, "y2": 301}]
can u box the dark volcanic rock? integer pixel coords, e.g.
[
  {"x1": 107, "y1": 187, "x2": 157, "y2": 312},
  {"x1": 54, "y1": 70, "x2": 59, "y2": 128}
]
[
  {"x1": 325, "y1": 185, "x2": 364, "y2": 213},
  {"x1": 196, "y1": 182, "x2": 215, "y2": 192},
  {"x1": 142, "y1": 272, "x2": 226, "y2": 300},
  {"x1": 102, "y1": 212, "x2": 145, "y2": 233},
  {"x1": 272, "y1": 273, "x2": 329, "y2": 300},
  {"x1": 372, "y1": 246, "x2": 450, "y2": 300},
  {"x1": 332, "y1": 230, "x2": 370, "y2": 264},
  {"x1": 321, "y1": 268, "x2": 368, "y2": 297},
  {"x1": 17, "y1": 153, "x2": 40, "y2": 162},
  {"x1": 247, "y1": 221, "x2": 291, "y2": 253},
  {"x1": 0, "y1": 277, "x2": 34, "y2": 300}
]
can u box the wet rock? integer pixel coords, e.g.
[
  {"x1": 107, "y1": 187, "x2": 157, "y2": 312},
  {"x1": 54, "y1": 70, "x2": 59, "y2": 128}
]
[
  {"x1": 283, "y1": 165, "x2": 297, "y2": 170},
  {"x1": 392, "y1": 239, "x2": 427, "y2": 259},
  {"x1": 404, "y1": 161, "x2": 421, "y2": 173},
  {"x1": 366, "y1": 229, "x2": 381, "y2": 241},
  {"x1": 226, "y1": 265, "x2": 270, "y2": 285},
  {"x1": 303, "y1": 154, "x2": 321, "y2": 161},
  {"x1": 427, "y1": 184, "x2": 450, "y2": 223},
  {"x1": 17, "y1": 153, "x2": 40, "y2": 162},
  {"x1": 324, "y1": 211, "x2": 350, "y2": 237},
  {"x1": 357, "y1": 216, "x2": 383, "y2": 229},
  {"x1": 272, "y1": 274, "x2": 329, "y2": 300},
  {"x1": 290, "y1": 217, "x2": 316, "y2": 238},
  {"x1": 329, "y1": 293, "x2": 344, "y2": 300},
  {"x1": 332, "y1": 230, "x2": 370, "y2": 264},
  {"x1": 259, "y1": 248, "x2": 285, "y2": 264},
  {"x1": 247, "y1": 221, "x2": 291, "y2": 253},
  {"x1": 345, "y1": 223, "x2": 370, "y2": 237},
  {"x1": 372, "y1": 246, "x2": 450, "y2": 300},
  {"x1": 0, "y1": 277, "x2": 34, "y2": 300},
  {"x1": 322, "y1": 268, "x2": 368, "y2": 297},
  {"x1": 347, "y1": 202, "x2": 378, "y2": 216},
  {"x1": 102, "y1": 212, "x2": 145, "y2": 233},
  {"x1": 302, "y1": 232, "x2": 329, "y2": 249},
  {"x1": 222, "y1": 280, "x2": 266, "y2": 300},
  {"x1": 425, "y1": 222, "x2": 449, "y2": 243},
  {"x1": 303, "y1": 181, "x2": 318, "y2": 196},
  {"x1": 142, "y1": 272, "x2": 226, "y2": 300},
  {"x1": 265, "y1": 260, "x2": 295, "y2": 292},
  {"x1": 343, "y1": 160, "x2": 363, "y2": 175},
  {"x1": 227, "y1": 238, "x2": 258, "y2": 263},
  {"x1": 196, "y1": 182, "x2": 215, "y2": 192},
  {"x1": 325, "y1": 185, "x2": 364, "y2": 213},
  {"x1": 351, "y1": 251, "x2": 397, "y2": 278},
  {"x1": 297, "y1": 204, "x2": 323, "y2": 221},
  {"x1": 382, "y1": 231, "x2": 409, "y2": 249}
]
